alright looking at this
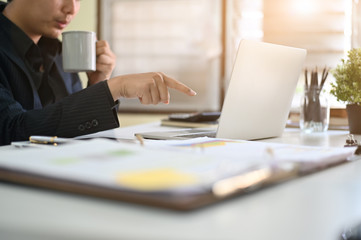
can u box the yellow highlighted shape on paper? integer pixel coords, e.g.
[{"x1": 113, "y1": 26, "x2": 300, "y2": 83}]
[
  {"x1": 177, "y1": 140, "x2": 241, "y2": 148},
  {"x1": 116, "y1": 168, "x2": 198, "y2": 191}
]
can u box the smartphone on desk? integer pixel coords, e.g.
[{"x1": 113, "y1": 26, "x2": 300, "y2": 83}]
[{"x1": 168, "y1": 112, "x2": 221, "y2": 122}]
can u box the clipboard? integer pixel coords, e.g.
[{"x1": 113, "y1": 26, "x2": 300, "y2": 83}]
[
  {"x1": 0, "y1": 138, "x2": 355, "y2": 211},
  {"x1": 0, "y1": 163, "x2": 298, "y2": 211}
]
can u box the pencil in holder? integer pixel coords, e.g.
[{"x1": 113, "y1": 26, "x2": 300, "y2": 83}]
[{"x1": 300, "y1": 68, "x2": 330, "y2": 133}]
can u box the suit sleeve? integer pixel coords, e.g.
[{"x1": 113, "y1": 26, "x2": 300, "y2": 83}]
[{"x1": 0, "y1": 73, "x2": 119, "y2": 145}]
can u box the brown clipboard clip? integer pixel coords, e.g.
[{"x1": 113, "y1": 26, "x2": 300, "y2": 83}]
[{"x1": 212, "y1": 162, "x2": 299, "y2": 198}]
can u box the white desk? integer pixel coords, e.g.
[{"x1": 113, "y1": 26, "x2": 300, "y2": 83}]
[{"x1": 1, "y1": 123, "x2": 361, "y2": 240}]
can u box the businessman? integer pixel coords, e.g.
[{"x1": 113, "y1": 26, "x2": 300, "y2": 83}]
[{"x1": 0, "y1": 0, "x2": 196, "y2": 145}]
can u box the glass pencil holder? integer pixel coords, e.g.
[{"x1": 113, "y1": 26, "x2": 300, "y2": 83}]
[{"x1": 300, "y1": 87, "x2": 330, "y2": 133}]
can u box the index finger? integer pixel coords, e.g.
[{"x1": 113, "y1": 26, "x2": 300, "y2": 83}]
[{"x1": 162, "y1": 73, "x2": 197, "y2": 96}]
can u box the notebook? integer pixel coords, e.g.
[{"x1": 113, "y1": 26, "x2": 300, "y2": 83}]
[{"x1": 136, "y1": 40, "x2": 307, "y2": 140}]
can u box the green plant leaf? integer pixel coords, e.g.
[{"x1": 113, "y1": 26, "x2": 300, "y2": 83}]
[{"x1": 330, "y1": 48, "x2": 361, "y2": 104}]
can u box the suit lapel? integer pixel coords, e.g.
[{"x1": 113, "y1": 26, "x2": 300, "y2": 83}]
[
  {"x1": 3, "y1": 46, "x2": 42, "y2": 109},
  {"x1": 0, "y1": 28, "x2": 42, "y2": 109}
]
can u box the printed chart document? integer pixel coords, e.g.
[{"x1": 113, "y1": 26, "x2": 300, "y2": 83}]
[{"x1": 0, "y1": 138, "x2": 356, "y2": 210}]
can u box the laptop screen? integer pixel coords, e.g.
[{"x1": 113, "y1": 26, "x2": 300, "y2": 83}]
[{"x1": 217, "y1": 40, "x2": 307, "y2": 140}]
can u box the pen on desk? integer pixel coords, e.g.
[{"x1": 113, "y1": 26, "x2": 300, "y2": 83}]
[
  {"x1": 29, "y1": 136, "x2": 71, "y2": 146},
  {"x1": 135, "y1": 134, "x2": 144, "y2": 146}
]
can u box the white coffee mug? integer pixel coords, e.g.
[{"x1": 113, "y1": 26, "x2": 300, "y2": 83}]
[{"x1": 62, "y1": 31, "x2": 96, "y2": 72}]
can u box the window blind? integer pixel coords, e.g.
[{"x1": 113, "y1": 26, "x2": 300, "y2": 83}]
[
  {"x1": 100, "y1": 0, "x2": 222, "y2": 112},
  {"x1": 263, "y1": 0, "x2": 350, "y2": 69},
  {"x1": 225, "y1": 0, "x2": 351, "y2": 108},
  {"x1": 226, "y1": 0, "x2": 350, "y2": 75}
]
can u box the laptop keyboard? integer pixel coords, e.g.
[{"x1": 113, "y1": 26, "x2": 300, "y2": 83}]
[{"x1": 174, "y1": 130, "x2": 216, "y2": 138}]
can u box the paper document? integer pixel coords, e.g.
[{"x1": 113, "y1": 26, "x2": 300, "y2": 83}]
[
  {"x1": 0, "y1": 138, "x2": 355, "y2": 194},
  {"x1": 145, "y1": 137, "x2": 357, "y2": 173},
  {"x1": 0, "y1": 139, "x2": 265, "y2": 194}
]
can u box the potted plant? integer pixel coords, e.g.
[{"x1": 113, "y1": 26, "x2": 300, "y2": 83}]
[{"x1": 330, "y1": 48, "x2": 361, "y2": 134}]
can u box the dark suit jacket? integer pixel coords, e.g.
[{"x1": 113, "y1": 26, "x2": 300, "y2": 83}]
[{"x1": 0, "y1": 2, "x2": 119, "y2": 145}]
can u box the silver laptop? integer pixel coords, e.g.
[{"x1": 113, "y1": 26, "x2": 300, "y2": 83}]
[{"x1": 136, "y1": 40, "x2": 307, "y2": 140}]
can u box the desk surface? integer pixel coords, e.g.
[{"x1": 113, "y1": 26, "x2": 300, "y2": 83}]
[{"x1": 1, "y1": 121, "x2": 361, "y2": 240}]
